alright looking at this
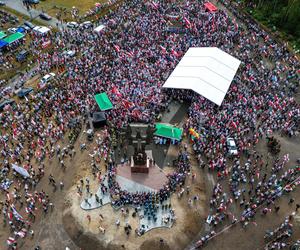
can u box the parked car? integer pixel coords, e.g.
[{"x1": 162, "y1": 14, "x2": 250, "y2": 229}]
[
  {"x1": 18, "y1": 25, "x2": 30, "y2": 32},
  {"x1": 0, "y1": 99, "x2": 15, "y2": 112},
  {"x1": 226, "y1": 138, "x2": 238, "y2": 156},
  {"x1": 24, "y1": 21, "x2": 35, "y2": 29},
  {"x1": 8, "y1": 27, "x2": 17, "y2": 34},
  {"x1": 63, "y1": 50, "x2": 76, "y2": 58},
  {"x1": 15, "y1": 87, "x2": 33, "y2": 98},
  {"x1": 67, "y1": 22, "x2": 79, "y2": 29},
  {"x1": 27, "y1": 0, "x2": 40, "y2": 4},
  {"x1": 39, "y1": 13, "x2": 52, "y2": 21},
  {"x1": 16, "y1": 50, "x2": 29, "y2": 62},
  {"x1": 15, "y1": 81, "x2": 25, "y2": 89},
  {"x1": 39, "y1": 72, "x2": 56, "y2": 88},
  {"x1": 80, "y1": 21, "x2": 93, "y2": 29}
]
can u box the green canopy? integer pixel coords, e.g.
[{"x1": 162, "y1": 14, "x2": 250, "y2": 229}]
[
  {"x1": 3, "y1": 32, "x2": 25, "y2": 44},
  {"x1": 155, "y1": 123, "x2": 183, "y2": 141},
  {"x1": 0, "y1": 31, "x2": 6, "y2": 40},
  {"x1": 94, "y1": 92, "x2": 113, "y2": 111}
]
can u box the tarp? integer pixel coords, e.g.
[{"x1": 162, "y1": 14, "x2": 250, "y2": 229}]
[
  {"x1": 12, "y1": 164, "x2": 30, "y2": 178},
  {"x1": 0, "y1": 31, "x2": 6, "y2": 39},
  {"x1": 154, "y1": 123, "x2": 183, "y2": 141},
  {"x1": 16, "y1": 27, "x2": 25, "y2": 33},
  {"x1": 204, "y1": 2, "x2": 218, "y2": 12},
  {"x1": 0, "y1": 40, "x2": 8, "y2": 48},
  {"x1": 3, "y1": 32, "x2": 25, "y2": 44},
  {"x1": 94, "y1": 92, "x2": 113, "y2": 111},
  {"x1": 162, "y1": 47, "x2": 241, "y2": 106}
]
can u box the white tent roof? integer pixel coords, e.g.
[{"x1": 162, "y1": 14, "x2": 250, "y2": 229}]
[
  {"x1": 163, "y1": 47, "x2": 241, "y2": 106},
  {"x1": 33, "y1": 26, "x2": 50, "y2": 34}
]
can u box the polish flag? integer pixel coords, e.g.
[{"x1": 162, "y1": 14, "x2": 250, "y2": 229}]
[
  {"x1": 151, "y1": 1, "x2": 159, "y2": 9},
  {"x1": 112, "y1": 87, "x2": 122, "y2": 97},
  {"x1": 183, "y1": 16, "x2": 191, "y2": 28},
  {"x1": 125, "y1": 51, "x2": 134, "y2": 58},
  {"x1": 113, "y1": 45, "x2": 120, "y2": 52},
  {"x1": 160, "y1": 45, "x2": 166, "y2": 54},
  {"x1": 7, "y1": 237, "x2": 16, "y2": 246}
]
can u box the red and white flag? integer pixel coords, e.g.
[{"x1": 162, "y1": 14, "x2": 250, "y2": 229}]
[{"x1": 113, "y1": 45, "x2": 120, "y2": 52}]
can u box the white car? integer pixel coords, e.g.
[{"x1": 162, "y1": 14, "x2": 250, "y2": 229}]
[
  {"x1": 8, "y1": 28, "x2": 18, "y2": 34},
  {"x1": 66, "y1": 22, "x2": 79, "y2": 29},
  {"x1": 227, "y1": 138, "x2": 238, "y2": 156},
  {"x1": 63, "y1": 50, "x2": 76, "y2": 58},
  {"x1": 80, "y1": 21, "x2": 93, "y2": 29},
  {"x1": 39, "y1": 72, "x2": 56, "y2": 88}
]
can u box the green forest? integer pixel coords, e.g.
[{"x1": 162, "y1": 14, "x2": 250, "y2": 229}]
[{"x1": 241, "y1": 0, "x2": 300, "y2": 51}]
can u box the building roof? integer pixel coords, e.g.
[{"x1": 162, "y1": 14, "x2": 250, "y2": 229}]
[{"x1": 163, "y1": 47, "x2": 241, "y2": 106}]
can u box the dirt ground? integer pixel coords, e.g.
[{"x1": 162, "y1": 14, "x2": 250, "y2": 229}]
[
  {"x1": 199, "y1": 135, "x2": 300, "y2": 250},
  {"x1": 13, "y1": 129, "x2": 297, "y2": 250},
  {"x1": 62, "y1": 136, "x2": 207, "y2": 250},
  {"x1": 0, "y1": 97, "x2": 298, "y2": 250}
]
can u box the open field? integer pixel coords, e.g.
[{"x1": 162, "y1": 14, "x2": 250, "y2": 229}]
[{"x1": 37, "y1": 0, "x2": 107, "y2": 21}]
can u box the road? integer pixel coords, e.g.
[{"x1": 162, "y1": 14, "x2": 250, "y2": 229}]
[{"x1": 1, "y1": 0, "x2": 64, "y2": 29}]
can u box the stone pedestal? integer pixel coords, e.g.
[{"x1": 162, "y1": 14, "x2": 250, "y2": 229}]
[{"x1": 130, "y1": 156, "x2": 149, "y2": 173}]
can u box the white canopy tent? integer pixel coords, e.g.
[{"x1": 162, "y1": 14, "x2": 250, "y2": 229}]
[
  {"x1": 33, "y1": 26, "x2": 51, "y2": 35},
  {"x1": 163, "y1": 47, "x2": 241, "y2": 106}
]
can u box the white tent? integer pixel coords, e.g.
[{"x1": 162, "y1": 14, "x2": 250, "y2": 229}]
[
  {"x1": 33, "y1": 26, "x2": 50, "y2": 35},
  {"x1": 163, "y1": 47, "x2": 241, "y2": 106}
]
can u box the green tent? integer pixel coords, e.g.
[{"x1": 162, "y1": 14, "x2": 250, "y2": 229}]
[
  {"x1": 94, "y1": 92, "x2": 113, "y2": 111},
  {"x1": 0, "y1": 31, "x2": 6, "y2": 40},
  {"x1": 155, "y1": 123, "x2": 183, "y2": 141},
  {"x1": 3, "y1": 32, "x2": 25, "y2": 44}
]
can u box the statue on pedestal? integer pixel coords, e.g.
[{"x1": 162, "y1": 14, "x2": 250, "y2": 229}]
[{"x1": 122, "y1": 124, "x2": 155, "y2": 172}]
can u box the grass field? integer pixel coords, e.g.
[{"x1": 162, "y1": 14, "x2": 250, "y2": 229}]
[{"x1": 38, "y1": 0, "x2": 107, "y2": 16}]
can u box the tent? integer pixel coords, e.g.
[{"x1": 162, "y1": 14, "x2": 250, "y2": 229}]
[
  {"x1": 154, "y1": 123, "x2": 183, "y2": 141},
  {"x1": 92, "y1": 112, "x2": 107, "y2": 128},
  {"x1": 3, "y1": 32, "x2": 25, "y2": 44},
  {"x1": 0, "y1": 31, "x2": 6, "y2": 40},
  {"x1": 0, "y1": 40, "x2": 8, "y2": 49},
  {"x1": 204, "y1": 2, "x2": 218, "y2": 12},
  {"x1": 162, "y1": 47, "x2": 241, "y2": 106},
  {"x1": 94, "y1": 92, "x2": 113, "y2": 111},
  {"x1": 33, "y1": 26, "x2": 51, "y2": 35},
  {"x1": 12, "y1": 164, "x2": 30, "y2": 178},
  {"x1": 16, "y1": 27, "x2": 25, "y2": 33}
]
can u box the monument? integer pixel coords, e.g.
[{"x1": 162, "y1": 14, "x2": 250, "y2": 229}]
[{"x1": 125, "y1": 124, "x2": 155, "y2": 173}]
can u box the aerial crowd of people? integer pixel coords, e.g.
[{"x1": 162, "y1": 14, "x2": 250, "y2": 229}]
[{"x1": 0, "y1": 0, "x2": 299, "y2": 248}]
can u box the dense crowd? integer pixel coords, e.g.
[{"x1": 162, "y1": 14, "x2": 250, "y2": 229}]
[{"x1": 0, "y1": 0, "x2": 299, "y2": 248}]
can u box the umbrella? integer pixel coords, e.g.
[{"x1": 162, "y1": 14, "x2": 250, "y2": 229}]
[{"x1": 95, "y1": 2, "x2": 101, "y2": 7}]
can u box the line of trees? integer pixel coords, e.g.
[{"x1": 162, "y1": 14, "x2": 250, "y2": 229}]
[{"x1": 242, "y1": 0, "x2": 300, "y2": 45}]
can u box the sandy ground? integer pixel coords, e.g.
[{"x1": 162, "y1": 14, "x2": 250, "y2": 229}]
[{"x1": 62, "y1": 136, "x2": 207, "y2": 250}]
